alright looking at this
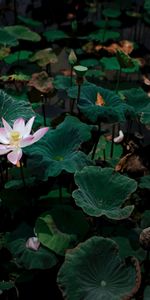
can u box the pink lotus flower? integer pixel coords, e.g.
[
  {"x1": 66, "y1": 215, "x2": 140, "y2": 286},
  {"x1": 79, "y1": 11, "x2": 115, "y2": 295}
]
[
  {"x1": 0, "y1": 117, "x2": 49, "y2": 165},
  {"x1": 26, "y1": 237, "x2": 40, "y2": 251}
]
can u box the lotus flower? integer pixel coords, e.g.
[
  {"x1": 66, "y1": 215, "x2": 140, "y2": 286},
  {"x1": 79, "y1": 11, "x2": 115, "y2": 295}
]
[
  {"x1": 26, "y1": 237, "x2": 40, "y2": 251},
  {"x1": 0, "y1": 117, "x2": 49, "y2": 165}
]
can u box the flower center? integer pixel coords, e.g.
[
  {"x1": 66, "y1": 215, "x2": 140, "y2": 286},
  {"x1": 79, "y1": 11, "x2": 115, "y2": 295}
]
[{"x1": 10, "y1": 131, "x2": 21, "y2": 145}]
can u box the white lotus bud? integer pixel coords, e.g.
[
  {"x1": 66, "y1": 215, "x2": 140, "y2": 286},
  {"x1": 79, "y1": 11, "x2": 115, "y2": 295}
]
[{"x1": 113, "y1": 130, "x2": 124, "y2": 143}]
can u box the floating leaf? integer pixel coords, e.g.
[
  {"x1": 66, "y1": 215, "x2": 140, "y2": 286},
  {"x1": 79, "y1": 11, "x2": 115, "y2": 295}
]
[
  {"x1": 73, "y1": 166, "x2": 137, "y2": 220},
  {"x1": 102, "y1": 7, "x2": 121, "y2": 18},
  {"x1": 4, "y1": 25, "x2": 41, "y2": 42},
  {"x1": 116, "y1": 49, "x2": 135, "y2": 68},
  {"x1": 28, "y1": 71, "x2": 53, "y2": 94},
  {"x1": 43, "y1": 29, "x2": 69, "y2": 42},
  {"x1": 100, "y1": 56, "x2": 139, "y2": 72},
  {"x1": 30, "y1": 48, "x2": 58, "y2": 67},
  {"x1": 0, "y1": 90, "x2": 35, "y2": 126},
  {"x1": 0, "y1": 28, "x2": 18, "y2": 46},
  {"x1": 26, "y1": 116, "x2": 93, "y2": 179},
  {"x1": 4, "y1": 50, "x2": 32, "y2": 64},
  {"x1": 88, "y1": 29, "x2": 120, "y2": 42},
  {"x1": 57, "y1": 236, "x2": 141, "y2": 300},
  {"x1": 53, "y1": 75, "x2": 76, "y2": 90},
  {"x1": 0, "y1": 281, "x2": 15, "y2": 291},
  {"x1": 7, "y1": 238, "x2": 57, "y2": 269},
  {"x1": 18, "y1": 15, "x2": 42, "y2": 27},
  {"x1": 79, "y1": 58, "x2": 99, "y2": 68},
  {"x1": 85, "y1": 69, "x2": 105, "y2": 79},
  {"x1": 112, "y1": 236, "x2": 145, "y2": 261},
  {"x1": 68, "y1": 84, "x2": 134, "y2": 123},
  {"x1": 0, "y1": 73, "x2": 30, "y2": 82},
  {"x1": 139, "y1": 175, "x2": 150, "y2": 190},
  {"x1": 95, "y1": 19, "x2": 121, "y2": 28}
]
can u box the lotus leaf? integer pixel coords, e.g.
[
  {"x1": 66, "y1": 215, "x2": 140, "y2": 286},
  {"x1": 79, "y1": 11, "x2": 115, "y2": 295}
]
[
  {"x1": 18, "y1": 15, "x2": 42, "y2": 27},
  {"x1": 0, "y1": 90, "x2": 35, "y2": 126},
  {"x1": 57, "y1": 236, "x2": 141, "y2": 300},
  {"x1": 0, "y1": 28, "x2": 18, "y2": 46},
  {"x1": 88, "y1": 29, "x2": 120, "y2": 42},
  {"x1": 43, "y1": 29, "x2": 69, "y2": 42},
  {"x1": 102, "y1": 8, "x2": 121, "y2": 18},
  {"x1": 53, "y1": 75, "x2": 76, "y2": 90},
  {"x1": 95, "y1": 20, "x2": 121, "y2": 28},
  {"x1": 4, "y1": 50, "x2": 32, "y2": 64},
  {"x1": 141, "y1": 210, "x2": 150, "y2": 229},
  {"x1": 68, "y1": 84, "x2": 134, "y2": 123},
  {"x1": 4, "y1": 25, "x2": 41, "y2": 41},
  {"x1": 28, "y1": 71, "x2": 53, "y2": 94},
  {"x1": 30, "y1": 48, "x2": 58, "y2": 67},
  {"x1": 7, "y1": 238, "x2": 57, "y2": 269},
  {"x1": 73, "y1": 166, "x2": 137, "y2": 219},
  {"x1": 100, "y1": 56, "x2": 140, "y2": 73},
  {"x1": 26, "y1": 116, "x2": 93, "y2": 178},
  {"x1": 144, "y1": 286, "x2": 150, "y2": 300}
]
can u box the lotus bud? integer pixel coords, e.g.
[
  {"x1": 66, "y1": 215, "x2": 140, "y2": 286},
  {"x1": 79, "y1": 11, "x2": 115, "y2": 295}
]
[
  {"x1": 68, "y1": 49, "x2": 77, "y2": 66},
  {"x1": 26, "y1": 237, "x2": 40, "y2": 251},
  {"x1": 113, "y1": 130, "x2": 124, "y2": 144},
  {"x1": 139, "y1": 227, "x2": 150, "y2": 250}
]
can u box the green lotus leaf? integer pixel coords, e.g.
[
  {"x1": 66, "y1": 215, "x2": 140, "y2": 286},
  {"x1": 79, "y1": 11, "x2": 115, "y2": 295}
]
[
  {"x1": 139, "y1": 175, "x2": 150, "y2": 190},
  {"x1": 0, "y1": 89, "x2": 35, "y2": 126},
  {"x1": 88, "y1": 29, "x2": 120, "y2": 42},
  {"x1": 0, "y1": 28, "x2": 18, "y2": 46},
  {"x1": 43, "y1": 29, "x2": 69, "y2": 42},
  {"x1": 112, "y1": 236, "x2": 145, "y2": 261},
  {"x1": 93, "y1": 135, "x2": 123, "y2": 164},
  {"x1": 85, "y1": 69, "x2": 105, "y2": 79},
  {"x1": 0, "y1": 73, "x2": 30, "y2": 82},
  {"x1": 144, "y1": 286, "x2": 150, "y2": 300},
  {"x1": 30, "y1": 48, "x2": 58, "y2": 67},
  {"x1": 35, "y1": 205, "x2": 89, "y2": 255},
  {"x1": 4, "y1": 25, "x2": 41, "y2": 42},
  {"x1": 141, "y1": 210, "x2": 150, "y2": 229},
  {"x1": 95, "y1": 19, "x2": 121, "y2": 28},
  {"x1": 120, "y1": 88, "x2": 150, "y2": 121},
  {"x1": 73, "y1": 166, "x2": 137, "y2": 219},
  {"x1": 102, "y1": 7, "x2": 121, "y2": 18},
  {"x1": 126, "y1": 11, "x2": 141, "y2": 18},
  {"x1": 26, "y1": 116, "x2": 93, "y2": 179},
  {"x1": 4, "y1": 50, "x2": 32, "y2": 64},
  {"x1": 53, "y1": 75, "x2": 76, "y2": 90},
  {"x1": 18, "y1": 15, "x2": 42, "y2": 27},
  {"x1": 35, "y1": 213, "x2": 76, "y2": 255},
  {"x1": 7, "y1": 238, "x2": 57, "y2": 269},
  {"x1": 0, "y1": 281, "x2": 15, "y2": 291},
  {"x1": 68, "y1": 84, "x2": 134, "y2": 123},
  {"x1": 79, "y1": 58, "x2": 99, "y2": 68},
  {"x1": 100, "y1": 56, "x2": 139, "y2": 72},
  {"x1": 57, "y1": 236, "x2": 141, "y2": 300},
  {"x1": 0, "y1": 46, "x2": 11, "y2": 60},
  {"x1": 144, "y1": 0, "x2": 150, "y2": 11}
]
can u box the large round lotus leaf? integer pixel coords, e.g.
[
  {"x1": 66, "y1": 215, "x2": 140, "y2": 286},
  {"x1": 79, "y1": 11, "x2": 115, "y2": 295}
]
[
  {"x1": 120, "y1": 88, "x2": 150, "y2": 123},
  {"x1": 43, "y1": 29, "x2": 69, "y2": 42},
  {"x1": 57, "y1": 236, "x2": 141, "y2": 300},
  {"x1": 95, "y1": 19, "x2": 121, "y2": 28},
  {"x1": 53, "y1": 75, "x2": 76, "y2": 90},
  {"x1": 7, "y1": 238, "x2": 57, "y2": 269},
  {"x1": 72, "y1": 166, "x2": 137, "y2": 220},
  {"x1": 79, "y1": 58, "x2": 99, "y2": 68},
  {"x1": 26, "y1": 116, "x2": 93, "y2": 179},
  {"x1": 0, "y1": 28, "x2": 18, "y2": 46},
  {"x1": 102, "y1": 8, "x2": 121, "y2": 18},
  {"x1": 100, "y1": 56, "x2": 139, "y2": 73},
  {"x1": 0, "y1": 89, "x2": 35, "y2": 126},
  {"x1": 18, "y1": 15, "x2": 42, "y2": 27},
  {"x1": 0, "y1": 73, "x2": 30, "y2": 82},
  {"x1": 28, "y1": 71, "x2": 53, "y2": 94},
  {"x1": 68, "y1": 84, "x2": 134, "y2": 123},
  {"x1": 4, "y1": 25, "x2": 41, "y2": 42},
  {"x1": 88, "y1": 29, "x2": 120, "y2": 42},
  {"x1": 4, "y1": 50, "x2": 32, "y2": 64},
  {"x1": 29, "y1": 48, "x2": 58, "y2": 67}
]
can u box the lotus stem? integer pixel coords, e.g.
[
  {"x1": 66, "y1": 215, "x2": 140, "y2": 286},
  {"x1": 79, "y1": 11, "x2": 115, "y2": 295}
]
[
  {"x1": 70, "y1": 65, "x2": 73, "y2": 87},
  {"x1": 20, "y1": 160, "x2": 26, "y2": 188},
  {"x1": 92, "y1": 122, "x2": 101, "y2": 160},
  {"x1": 70, "y1": 83, "x2": 81, "y2": 114},
  {"x1": 110, "y1": 123, "x2": 116, "y2": 158},
  {"x1": 115, "y1": 66, "x2": 122, "y2": 94},
  {"x1": 42, "y1": 94, "x2": 47, "y2": 126}
]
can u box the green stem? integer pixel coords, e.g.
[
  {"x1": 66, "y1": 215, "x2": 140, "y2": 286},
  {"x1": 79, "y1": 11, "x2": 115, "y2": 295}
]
[
  {"x1": 77, "y1": 84, "x2": 81, "y2": 105},
  {"x1": 115, "y1": 66, "x2": 122, "y2": 94},
  {"x1": 20, "y1": 160, "x2": 26, "y2": 188},
  {"x1": 92, "y1": 122, "x2": 101, "y2": 160},
  {"x1": 70, "y1": 65, "x2": 73, "y2": 87},
  {"x1": 42, "y1": 94, "x2": 47, "y2": 126},
  {"x1": 110, "y1": 123, "x2": 116, "y2": 159}
]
